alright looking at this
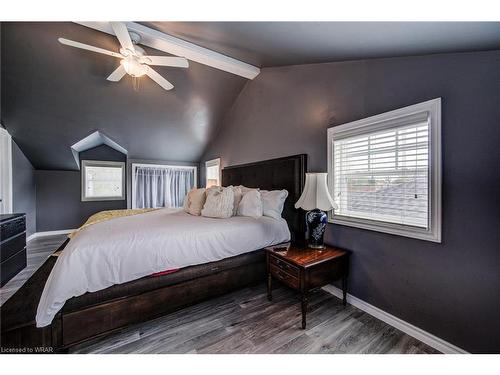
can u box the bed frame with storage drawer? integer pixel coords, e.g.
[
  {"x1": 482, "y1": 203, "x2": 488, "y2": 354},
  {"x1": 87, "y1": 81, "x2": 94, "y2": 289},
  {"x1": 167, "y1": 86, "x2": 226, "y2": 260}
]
[{"x1": 0, "y1": 154, "x2": 307, "y2": 352}]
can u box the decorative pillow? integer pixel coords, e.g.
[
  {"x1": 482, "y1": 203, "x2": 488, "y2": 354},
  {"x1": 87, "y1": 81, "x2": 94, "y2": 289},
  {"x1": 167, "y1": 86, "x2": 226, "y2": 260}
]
[
  {"x1": 237, "y1": 189, "x2": 263, "y2": 218},
  {"x1": 260, "y1": 189, "x2": 289, "y2": 219},
  {"x1": 237, "y1": 185, "x2": 258, "y2": 195},
  {"x1": 184, "y1": 188, "x2": 206, "y2": 216},
  {"x1": 227, "y1": 186, "x2": 243, "y2": 216},
  {"x1": 201, "y1": 187, "x2": 234, "y2": 219}
]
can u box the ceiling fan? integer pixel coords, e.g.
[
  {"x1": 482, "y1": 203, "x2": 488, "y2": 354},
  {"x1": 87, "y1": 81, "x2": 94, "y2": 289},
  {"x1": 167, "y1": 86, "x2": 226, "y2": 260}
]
[{"x1": 58, "y1": 22, "x2": 189, "y2": 91}]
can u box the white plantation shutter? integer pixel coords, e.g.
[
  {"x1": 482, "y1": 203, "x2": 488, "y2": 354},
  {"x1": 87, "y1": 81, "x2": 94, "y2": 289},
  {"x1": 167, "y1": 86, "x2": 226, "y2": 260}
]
[
  {"x1": 85, "y1": 165, "x2": 124, "y2": 198},
  {"x1": 81, "y1": 160, "x2": 125, "y2": 201},
  {"x1": 327, "y1": 99, "x2": 442, "y2": 242},
  {"x1": 333, "y1": 121, "x2": 429, "y2": 228}
]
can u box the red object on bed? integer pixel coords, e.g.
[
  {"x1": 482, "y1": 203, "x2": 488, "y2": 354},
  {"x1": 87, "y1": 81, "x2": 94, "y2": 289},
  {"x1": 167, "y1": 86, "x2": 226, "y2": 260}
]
[{"x1": 151, "y1": 269, "x2": 180, "y2": 277}]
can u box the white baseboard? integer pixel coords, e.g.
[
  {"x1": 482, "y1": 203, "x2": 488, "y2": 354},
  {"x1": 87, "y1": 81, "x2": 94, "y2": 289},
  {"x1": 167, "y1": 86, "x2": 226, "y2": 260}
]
[
  {"x1": 322, "y1": 284, "x2": 468, "y2": 354},
  {"x1": 27, "y1": 229, "x2": 75, "y2": 242}
]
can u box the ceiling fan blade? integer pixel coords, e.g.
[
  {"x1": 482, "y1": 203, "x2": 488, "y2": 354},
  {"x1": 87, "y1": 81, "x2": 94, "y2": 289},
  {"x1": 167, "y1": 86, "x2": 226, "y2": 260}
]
[
  {"x1": 146, "y1": 68, "x2": 174, "y2": 91},
  {"x1": 58, "y1": 38, "x2": 122, "y2": 58},
  {"x1": 110, "y1": 22, "x2": 135, "y2": 53},
  {"x1": 107, "y1": 65, "x2": 127, "y2": 82},
  {"x1": 143, "y1": 56, "x2": 189, "y2": 68}
]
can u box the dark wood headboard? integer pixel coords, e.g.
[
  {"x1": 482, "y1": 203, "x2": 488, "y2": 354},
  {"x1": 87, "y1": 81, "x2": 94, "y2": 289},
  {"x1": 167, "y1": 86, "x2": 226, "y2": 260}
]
[{"x1": 222, "y1": 154, "x2": 307, "y2": 243}]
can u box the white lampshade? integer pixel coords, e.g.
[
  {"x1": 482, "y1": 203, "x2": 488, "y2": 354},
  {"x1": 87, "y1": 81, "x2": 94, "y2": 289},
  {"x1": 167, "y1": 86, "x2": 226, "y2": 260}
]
[{"x1": 294, "y1": 173, "x2": 338, "y2": 211}]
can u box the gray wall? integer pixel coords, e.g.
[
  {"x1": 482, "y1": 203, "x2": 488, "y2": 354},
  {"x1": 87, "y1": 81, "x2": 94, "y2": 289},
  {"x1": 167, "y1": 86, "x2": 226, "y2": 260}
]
[
  {"x1": 1, "y1": 22, "x2": 246, "y2": 170},
  {"x1": 12, "y1": 141, "x2": 36, "y2": 236},
  {"x1": 201, "y1": 50, "x2": 500, "y2": 353},
  {"x1": 36, "y1": 145, "x2": 127, "y2": 231},
  {"x1": 36, "y1": 152, "x2": 198, "y2": 229}
]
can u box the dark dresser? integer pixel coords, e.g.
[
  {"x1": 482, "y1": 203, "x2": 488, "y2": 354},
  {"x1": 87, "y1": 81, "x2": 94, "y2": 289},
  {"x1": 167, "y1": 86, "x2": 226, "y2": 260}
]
[{"x1": 1, "y1": 213, "x2": 27, "y2": 287}]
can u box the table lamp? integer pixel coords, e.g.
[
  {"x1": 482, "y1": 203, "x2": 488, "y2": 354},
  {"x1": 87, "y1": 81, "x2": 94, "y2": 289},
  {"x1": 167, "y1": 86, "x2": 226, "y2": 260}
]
[{"x1": 295, "y1": 173, "x2": 337, "y2": 249}]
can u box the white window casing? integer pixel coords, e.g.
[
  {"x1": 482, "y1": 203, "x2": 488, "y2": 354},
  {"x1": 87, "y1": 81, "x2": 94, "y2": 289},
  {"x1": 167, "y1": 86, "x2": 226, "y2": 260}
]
[
  {"x1": 327, "y1": 98, "x2": 442, "y2": 242},
  {"x1": 81, "y1": 160, "x2": 126, "y2": 202},
  {"x1": 205, "y1": 158, "x2": 221, "y2": 188},
  {"x1": 0, "y1": 127, "x2": 13, "y2": 214}
]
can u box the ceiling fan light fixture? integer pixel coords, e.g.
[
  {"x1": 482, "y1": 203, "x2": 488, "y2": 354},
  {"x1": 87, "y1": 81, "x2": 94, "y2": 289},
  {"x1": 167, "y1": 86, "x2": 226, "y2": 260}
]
[
  {"x1": 121, "y1": 57, "x2": 148, "y2": 77},
  {"x1": 59, "y1": 22, "x2": 188, "y2": 91}
]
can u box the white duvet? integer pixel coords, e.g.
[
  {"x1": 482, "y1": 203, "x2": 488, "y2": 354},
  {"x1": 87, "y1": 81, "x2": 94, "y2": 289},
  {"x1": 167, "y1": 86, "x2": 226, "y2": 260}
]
[{"x1": 36, "y1": 208, "x2": 290, "y2": 327}]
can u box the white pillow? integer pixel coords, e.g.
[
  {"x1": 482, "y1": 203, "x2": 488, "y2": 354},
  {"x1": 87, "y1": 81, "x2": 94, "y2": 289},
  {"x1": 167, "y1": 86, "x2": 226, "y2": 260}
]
[
  {"x1": 201, "y1": 187, "x2": 234, "y2": 219},
  {"x1": 227, "y1": 186, "x2": 243, "y2": 216},
  {"x1": 237, "y1": 189, "x2": 263, "y2": 218},
  {"x1": 183, "y1": 188, "x2": 206, "y2": 216},
  {"x1": 237, "y1": 185, "x2": 258, "y2": 195},
  {"x1": 260, "y1": 189, "x2": 289, "y2": 219}
]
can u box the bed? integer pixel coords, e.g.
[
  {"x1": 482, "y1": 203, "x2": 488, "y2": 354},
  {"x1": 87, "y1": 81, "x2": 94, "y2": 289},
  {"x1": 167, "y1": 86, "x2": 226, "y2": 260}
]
[{"x1": 0, "y1": 154, "x2": 307, "y2": 351}]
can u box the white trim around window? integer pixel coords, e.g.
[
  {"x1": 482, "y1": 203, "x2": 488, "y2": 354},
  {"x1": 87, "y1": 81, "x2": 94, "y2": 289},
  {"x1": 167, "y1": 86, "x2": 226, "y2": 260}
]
[
  {"x1": 81, "y1": 160, "x2": 126, "y2": 202},
  {"x1": 205, "y1": 158, "x2": 221, "y2": 188},
  {"x1": 0, "y1": 127, "x2": 13, "y2": 214},
  {"x1": 327, "y1": 98, "x2": 442, "y2": 242}
]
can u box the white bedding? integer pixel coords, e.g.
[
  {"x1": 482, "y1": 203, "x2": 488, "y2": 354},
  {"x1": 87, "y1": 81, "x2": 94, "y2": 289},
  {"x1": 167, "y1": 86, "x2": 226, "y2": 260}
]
[{"x1": 36, "y1": 208, "x2": 290, "y2": 327}]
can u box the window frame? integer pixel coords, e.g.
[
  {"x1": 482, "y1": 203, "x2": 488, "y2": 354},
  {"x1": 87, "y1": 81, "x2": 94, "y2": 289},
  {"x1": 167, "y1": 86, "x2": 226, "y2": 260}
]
[
  {"x1": 0, "y1": 127, "x2": 13, "y2": 214},
  {"x1": 327, "y1": 98, "x2": 442, "y2": 243},
  {"x1": 131, "y1": 163, "x2": 198, "y2": 209},
  {"x1": 81, "y1": 160, "x2": 126, "y2": 202},
  {"x1": 205, "y1": 158, "x2": 221, "y2": 188}
]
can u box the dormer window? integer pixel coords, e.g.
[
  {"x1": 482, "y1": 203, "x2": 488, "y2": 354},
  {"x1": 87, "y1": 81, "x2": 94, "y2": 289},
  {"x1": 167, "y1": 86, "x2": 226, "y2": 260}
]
[{"x1": 81, "y1": 160, "x2": 125, "y2": 201}]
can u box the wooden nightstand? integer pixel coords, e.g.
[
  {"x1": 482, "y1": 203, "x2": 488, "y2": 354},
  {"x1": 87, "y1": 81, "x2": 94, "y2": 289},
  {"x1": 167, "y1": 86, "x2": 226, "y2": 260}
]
[{"x1": 265, "y1": 243, "x2": 349, "y2": 329}]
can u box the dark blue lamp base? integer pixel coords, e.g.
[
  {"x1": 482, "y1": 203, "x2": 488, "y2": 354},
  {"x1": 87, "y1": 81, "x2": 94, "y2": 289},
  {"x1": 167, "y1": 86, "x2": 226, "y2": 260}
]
[{"x1": 306, "y1": 209, "x2": 328, "y2": 249}]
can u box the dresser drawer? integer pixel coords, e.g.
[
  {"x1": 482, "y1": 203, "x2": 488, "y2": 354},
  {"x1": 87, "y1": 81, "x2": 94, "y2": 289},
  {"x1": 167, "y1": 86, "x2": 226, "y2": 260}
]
[
  {"x1": 1, "y1": 248, "x2": 27, "y2": 287},
  {"x1": 1, "y1": 216, "x2": 26, "y2": 240},
  {"x1": 270, "y1": 264, "x2": 300, "y2": 289},
  {"x1": 269, "y1": 255, "x2": 299, "y2": 278},
  {"x1": 1, "y1": 232, "x2": 26, "y2": 262}
]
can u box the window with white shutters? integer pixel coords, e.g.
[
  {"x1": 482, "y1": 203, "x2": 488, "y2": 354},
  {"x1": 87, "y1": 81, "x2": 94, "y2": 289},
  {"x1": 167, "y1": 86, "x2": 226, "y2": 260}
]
[
  {"x1": 81, "y1": 160, "x2": 125, "y2": 201},
  {"x1": 327, "y1": 99, "x2": 442, "y2": 242}
]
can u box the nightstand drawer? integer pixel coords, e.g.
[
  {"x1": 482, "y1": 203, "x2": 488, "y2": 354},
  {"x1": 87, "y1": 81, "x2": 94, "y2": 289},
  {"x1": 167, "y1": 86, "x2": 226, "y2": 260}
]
[
  {"x1": 269, "y1": 255, "x2": 299, "y2": 278},
  {"x1": 266, "y1": 243, "x2": 349, "y2": 330},
  {"x1": 270, "y1": 264, "x2": 300, "y2": 289}
]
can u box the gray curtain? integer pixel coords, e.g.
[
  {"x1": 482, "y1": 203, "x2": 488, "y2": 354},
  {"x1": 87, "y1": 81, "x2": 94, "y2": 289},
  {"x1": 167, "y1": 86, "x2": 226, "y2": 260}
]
[{"x1": 134, "y1": 166, "x2": 194, "y2": 208}]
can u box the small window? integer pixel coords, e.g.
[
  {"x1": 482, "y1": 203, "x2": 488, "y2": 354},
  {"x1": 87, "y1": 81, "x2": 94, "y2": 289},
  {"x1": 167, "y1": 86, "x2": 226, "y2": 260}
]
[
  {"x1": 81, "y1": 160, "x2": 125, "y2": 201},
  {"x1": 205, "y1": 158, "x2": 221, "y2": 188},
  {"x1": 327, "y1": 98, "x2": 441, "y2": 242}
]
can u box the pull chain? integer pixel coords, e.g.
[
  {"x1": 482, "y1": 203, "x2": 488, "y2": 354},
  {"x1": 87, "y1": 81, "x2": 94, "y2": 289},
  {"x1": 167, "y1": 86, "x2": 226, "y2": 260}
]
[{"x1": 132, "y1": 76, "x2": 141, "y2": 91}]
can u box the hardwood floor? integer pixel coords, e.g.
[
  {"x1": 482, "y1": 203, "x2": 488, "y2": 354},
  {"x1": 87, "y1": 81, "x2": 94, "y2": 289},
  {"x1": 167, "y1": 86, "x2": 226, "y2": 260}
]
[
  {"x1": 1, "y1": 234, "x2": 439, "y2": 354},
  {"x1": 70, "y1": 284, "x2": 438, "y2": 354},
  {"x1": 0, "y1": 234, "x2": 68, "y2": 306}
]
